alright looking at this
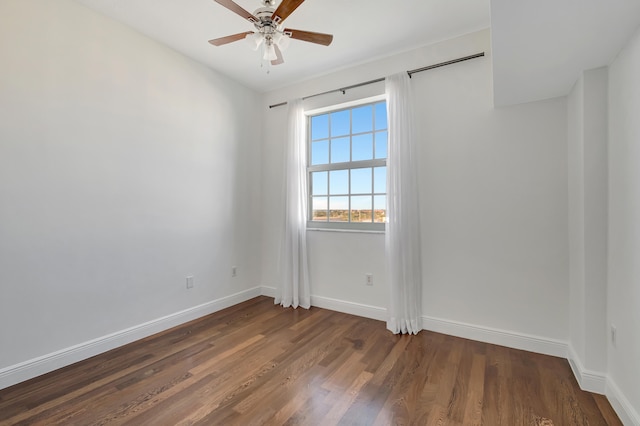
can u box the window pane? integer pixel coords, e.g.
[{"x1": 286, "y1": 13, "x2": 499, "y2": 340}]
[
  {"x1": 329, "y1": 196, "x2": 349, "y2": 222},
  {"x1": 311, "y1": 140, "x2": 329, "y2": 165},
  {"x1": 374, "y1": 166, "x2": 386, "y2": 193},
  {"x1": 311, "y1": 171, "x2": 328, "y2": 195},
  {"x1": 311, "y1": 114, "x2": 329, "y2": 140},
  {"x1": 329, "y1": 170, "x2": 348, "y2": 195},
  {"x1": 374, "y1": 195, "x2": 386, "y2": 223},
  {"x1": 331, "y1": 137, "x2": 350, "y2": 163},
  {"x1": 351, "y1": 168, "x2": 372, "y2": 194},
  {"x1": 351, "y1": 195, "x2": 372, "y2": 223},
  {"x1": 375, "y1": 131, "x2": 387, "y2": 159},
  {"x1": 352, "y1": 105, "x2": 373, "y2": 133},
  {"x1": 312, "y1": 197, "x2": 328, "y2": 221},
  {"x1": 330, "y1": 110, "x2": 350, "y2": 137},
  {"x1": 375, "y1": 102, "x2": 387, "y2": 130},
  {"x1": 352, "y1": 134, "x2": 373, "y2": 161}
]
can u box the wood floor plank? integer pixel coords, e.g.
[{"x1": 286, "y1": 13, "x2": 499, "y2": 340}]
[
  {"x1": 321, "y1": 370, "x2": 373, "y2": 425},
  {"x1": 336, "y1": 335, "x2": 413, "y2": 425},
  {"x1": 0, "y1": 296, "x2": 622, "y2": 425},
  {"x1": 424, "y1": 335, "x2": 464, "y2": 425},
  {"x1": 462, "y1": 353, "x2": 486, "y2": 426},
  {"x1": 369, "y1": 336, "x2": 433, "y2": 425}
]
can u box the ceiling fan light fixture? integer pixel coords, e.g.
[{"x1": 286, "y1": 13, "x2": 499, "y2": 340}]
[
  {"x1": 274, "y1": 32, "x2": 291, "y2": 51},
  {"x1": 263, "y1": 43, "x2": 278, "y2": 61},
  {"x1": 244, "y1": 32, "x2": 263, "y2": 50}
]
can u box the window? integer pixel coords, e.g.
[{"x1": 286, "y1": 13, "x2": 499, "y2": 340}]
[{"x1": 307, "y1": 98, "x2": 387, "y2": 231}]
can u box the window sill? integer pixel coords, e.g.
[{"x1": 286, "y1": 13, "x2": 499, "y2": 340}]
[{"x1": 306, "y1": 227, "x2": 385, "y2": 235}]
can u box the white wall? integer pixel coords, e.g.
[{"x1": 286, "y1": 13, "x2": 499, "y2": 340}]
[
  {"x1": 261, "y1": 29, "x2": 569, "y2": 344},
  {"x1": 607, "y1": 24, "x2": 640, "y2": 424},
  {"x1": 0, "y1": 0, "x2": 262, "y2": 380},
  {"x1": 567, "y1": 67, "x2": 609, "y2": 392}
]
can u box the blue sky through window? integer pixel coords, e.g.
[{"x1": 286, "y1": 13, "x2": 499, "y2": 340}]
[
  {"x1": 352, "y1": 105, "x2": 373, "y2": 133},
  {"x1": 330, "y1": 110, "x2": 350, "y2": 137},
  {"x1": 351, "y1": 168, "x2": 371, "y2": 194},
  {"x1": 352, "y1": 134, "x2": 373, "y2": 161},
  {"x1": 375, "y1": 103, "x2": 387, "y2": 130},
  {"x1": 311, "y1": 114, "x2": 329, "y2": 140}
]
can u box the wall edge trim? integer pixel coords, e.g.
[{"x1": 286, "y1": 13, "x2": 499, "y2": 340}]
[
  {"x1": 566, "y1": 344, "x2": 607, "y2": 394},
  {"x1": 422, "y1": 315, "x2": 568, "y2": 358},
  {"x1": 261, "y1": 287, "x2": 387, "y2": 322},
  {"x1": 310, "y1": 295, "x2": 387, "y2": 322},
  {"x1": 606, "y1": 376, "x2": 640, "y2": 426}
]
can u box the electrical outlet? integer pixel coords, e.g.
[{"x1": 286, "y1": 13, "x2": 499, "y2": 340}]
[
  {"x1": 186, "y1": 276, "x2": 194, "y2": 289},
  {"x1": 611, "y1": 325, "x2": 617, "y2": 347},
  {"x1": 365, "y1": 273, "x2": 373, "y2": 286},
  {"x1": 232, "y1": 266, "x2": 237, "y2": 277}
]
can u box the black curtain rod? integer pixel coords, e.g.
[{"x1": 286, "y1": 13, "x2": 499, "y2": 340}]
[{"x1": 268, "y1": 52, "x2": 485, "y2": 109}]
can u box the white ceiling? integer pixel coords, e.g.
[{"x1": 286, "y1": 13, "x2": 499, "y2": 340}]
[
  {"x1": 75, "y1": 0, "x2": 640, "y2": 105},
  {"x1": 75, "y1": 0, "x2": 491, "y2": 92}
]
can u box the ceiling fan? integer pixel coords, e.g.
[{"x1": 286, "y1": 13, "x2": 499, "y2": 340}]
[{"x1": 208, "y1": 0, "x2": 334, "y2": 66}]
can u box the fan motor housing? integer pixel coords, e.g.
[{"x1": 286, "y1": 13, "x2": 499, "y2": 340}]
[{"x1": 253, "y1": 6, "x2": 277, "y2": 32}]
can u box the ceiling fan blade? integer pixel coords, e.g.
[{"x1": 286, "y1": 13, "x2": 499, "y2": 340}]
[
  {"x1": 271, "y1": 0, "x2": 305, "y2": 24},
  {"x1": 271, "y1": 44, "x2": 284, "y2": 65},
  {"x1": 208, "y1": 31, "x2": 253, "y2": 46},
  {"x1": 214, "y1": 0, "x2": 259, "y2": 23},
  {"x1": 284, "y1": 28, "x2": 333, "y2": 46}
]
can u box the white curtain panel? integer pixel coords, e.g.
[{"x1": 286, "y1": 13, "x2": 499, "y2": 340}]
[
  {"x1": 276, "y1": 99, "x2": 311, "y2": 309},
  {"x1": 385, "y1": 72, "x2": 423, "y2": 334}
]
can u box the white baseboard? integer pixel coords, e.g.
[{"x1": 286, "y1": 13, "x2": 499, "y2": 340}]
[
  {"x1": 0, "y1": 287, "x2": 262, "y2": 391},
  {"x1": 310, "y1": 295, "x2": 387, "y2": 322},
  {"x1": 261, "y1": 285, "x2": 276, "y2": 298},
  {"x1": 567, "y1": 347, "x2": 640, "y2": 425},
  {"x1": 606, "y1": 377, "x2": 640, "y2": 426},
  {"x1": 422, "y1": 315, "x2": 568, "y2": 358},
  {"x1": 259, "y1": 287, "x2": 387, "y2": 322},
  {"x1": 566, "y1": 345, "x2": 607, "y2": 394}
]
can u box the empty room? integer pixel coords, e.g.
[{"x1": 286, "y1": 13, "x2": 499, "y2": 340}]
[{"x1": 1, "y1": 0, "x2": 639, "y2": 424}]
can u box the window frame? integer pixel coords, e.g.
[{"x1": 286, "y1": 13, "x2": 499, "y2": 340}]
[{"x1": 305, "y1": 95, "x2": 387, "y2": 232}]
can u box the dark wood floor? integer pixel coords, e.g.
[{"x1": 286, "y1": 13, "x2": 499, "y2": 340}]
[{"x1": 0, "y1": 296, "x2": 621, "y2": 425}]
